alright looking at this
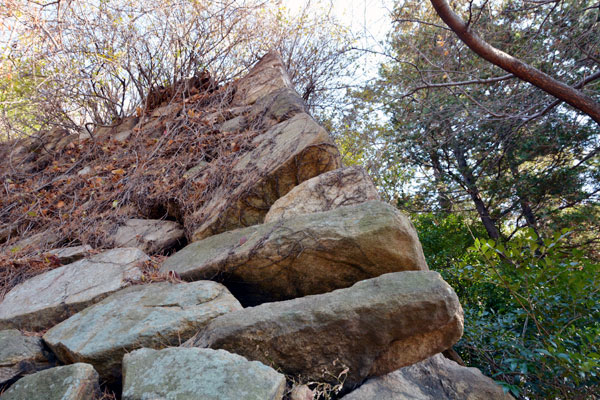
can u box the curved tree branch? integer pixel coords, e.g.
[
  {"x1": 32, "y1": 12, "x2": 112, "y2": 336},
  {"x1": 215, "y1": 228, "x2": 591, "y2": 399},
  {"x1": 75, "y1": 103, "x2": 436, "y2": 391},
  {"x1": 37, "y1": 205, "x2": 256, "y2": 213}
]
[{"x1": 429, "y1": 0, "x2": 600, "y2": 125}]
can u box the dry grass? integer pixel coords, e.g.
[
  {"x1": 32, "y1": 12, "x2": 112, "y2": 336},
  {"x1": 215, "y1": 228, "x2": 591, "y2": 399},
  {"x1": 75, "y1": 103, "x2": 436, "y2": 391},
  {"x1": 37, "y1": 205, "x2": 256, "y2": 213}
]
[{"x1": 0, "y1": 75, "x2": 269, "y2": 296}]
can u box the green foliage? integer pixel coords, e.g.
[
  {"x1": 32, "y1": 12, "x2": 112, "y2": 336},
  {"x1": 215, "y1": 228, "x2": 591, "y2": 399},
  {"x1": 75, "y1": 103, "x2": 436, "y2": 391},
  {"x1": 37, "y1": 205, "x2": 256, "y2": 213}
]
[
  {"x1": 337, "y1": 0, "x2": 600, "y2": 243},
  {"x1": 413, "y1": 212, "x2": 482, "y2": 270},
  {"x1": 447, "y1": 228, "x2": 600, "y2": 399}
]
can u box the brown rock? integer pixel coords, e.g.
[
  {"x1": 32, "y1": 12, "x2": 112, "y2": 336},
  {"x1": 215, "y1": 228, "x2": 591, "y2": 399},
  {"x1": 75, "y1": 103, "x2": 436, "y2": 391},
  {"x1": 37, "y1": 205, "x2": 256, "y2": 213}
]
[
  {"x1": 234, "y1": 52, "x2": 294, "y2": 105},
  {"x1": 189, "y1": 271, "x2": 464, "y2": 390},
  {"x1": 162, "y1": 201, "x2": 428, "y2": 305},
  {"x1": 189, "y1": 112, "x2": 341, "y2": 241},
  {"x1": 290, "y1": 384, "x2": 315, "y2": 400},
  {"x1": 265, "y1": 166, "x2": 380, "y2": 223},
  {"x1": 340, "y1": 354, "x2": 513, "y2": 400},
  {"x1": 247, "y1": 87, "x2": 307, "y2": 129}
]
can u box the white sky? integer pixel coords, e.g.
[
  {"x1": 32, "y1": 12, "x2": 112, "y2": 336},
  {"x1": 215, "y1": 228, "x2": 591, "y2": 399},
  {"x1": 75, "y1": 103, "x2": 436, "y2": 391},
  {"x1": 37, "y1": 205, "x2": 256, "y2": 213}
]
[
  {"x1": 282, "y1": 0, "x2": 393, "y2": 47},
  {"x1": 281, "y1": 0, "x2": 395, "y2": 87}
]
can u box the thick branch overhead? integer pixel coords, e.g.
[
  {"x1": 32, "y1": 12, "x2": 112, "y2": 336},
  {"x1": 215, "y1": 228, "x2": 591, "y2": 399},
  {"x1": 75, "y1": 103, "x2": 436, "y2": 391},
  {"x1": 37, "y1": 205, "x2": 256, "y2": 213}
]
[{"x1": 429, "y1": 0, "x2": 600, "y2": 124}]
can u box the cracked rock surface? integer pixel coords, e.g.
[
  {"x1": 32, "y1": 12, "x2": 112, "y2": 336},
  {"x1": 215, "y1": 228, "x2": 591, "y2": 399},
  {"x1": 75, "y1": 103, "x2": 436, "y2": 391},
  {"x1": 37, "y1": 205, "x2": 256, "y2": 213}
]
[
  {"x1": 113, "y1": 219, "x2": 185, "y2": 255},
  {"x1": 0, "y1": 329, "x2": 54, "y2": 387},
  {"x1": 189, "y1": 271, "x2": 463, "y2": 390},
  {"x1": 43, "y1": 280, "x2": 242, "y2": 381},
  {"x1": 264, "y1": 166, "x2": 380, "y2": 223},
  {"x1": 162, "y1": 201, "x2": 428, "y2": 305},
  {"x1": 0, "y1": 248, "x2": 147, "y2": 331},
  {"x1": 0, "y1": 363, "x2": 99, "y2": 400},
  {"x1": 122, "y1": 347, "x2": 285, "y2": 400}
]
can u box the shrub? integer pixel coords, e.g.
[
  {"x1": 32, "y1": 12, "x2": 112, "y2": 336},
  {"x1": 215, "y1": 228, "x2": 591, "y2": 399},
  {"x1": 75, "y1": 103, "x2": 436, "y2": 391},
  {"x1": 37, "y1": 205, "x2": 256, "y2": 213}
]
[{"x1": 450, "y1": 229, "x2": 600, "y2": 399}]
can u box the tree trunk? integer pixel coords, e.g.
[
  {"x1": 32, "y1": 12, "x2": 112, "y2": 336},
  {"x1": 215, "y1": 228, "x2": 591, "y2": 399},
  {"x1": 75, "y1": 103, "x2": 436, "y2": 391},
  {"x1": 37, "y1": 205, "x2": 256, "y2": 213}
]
[
  {"x1": 508, "y1": 161, "x2": 539, "y2": 234},
  {"x1": 429, "y1": 149, "x2": 453, "y2": 213},
  {"x1": 452, "y1": 141, "x2": 501, "y2": 239}
]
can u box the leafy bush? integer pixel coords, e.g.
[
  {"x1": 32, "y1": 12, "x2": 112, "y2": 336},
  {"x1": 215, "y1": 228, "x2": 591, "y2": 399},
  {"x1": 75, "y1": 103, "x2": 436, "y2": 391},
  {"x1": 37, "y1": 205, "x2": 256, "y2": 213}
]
[
  {"x1": 448, "y1": 229, "x2": 600, "y2": 399},
  {"x1": 413, "y1": 215, "x2": 599, "y2": 398}
]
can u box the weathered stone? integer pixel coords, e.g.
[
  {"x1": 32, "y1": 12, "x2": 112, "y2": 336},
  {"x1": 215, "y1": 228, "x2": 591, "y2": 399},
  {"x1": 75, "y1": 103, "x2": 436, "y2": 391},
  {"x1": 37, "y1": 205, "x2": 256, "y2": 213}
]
[
  {"x1": 135, "y1": 116, "x2": 164, "y2": 138},
  {"x1": 7, "y1": 230, "x2": 60, "y2": 253},
  {"x1": 77, "y1": 166, "x2": 93, "y2": 176},
  {"x1": 122, "y1": 347, "x2": 286, "y2": 400},
  {"x1": 189, "y1": 112, "x2": 341, "y2": 241},
  {"x1": 151, "y1": 102, "x2": 182, "y2": 118},
  {"x1": 340, "y1": 354, "x2": 513, "y2": 400},
  {"x1": 46, "y1": 245, "x2": 93, "y2": 264},
  {"x1": 248, "y1": 87, "x2": 306, "y2": 128},
  {"x1": 233, "y1": 52, "x2": 294, "y2": 106},
  {"x1": 0, "y1": 363, "x2": 99, "y2": 400},
  {"x1": 0, "y1": 248, "x2": 146, "y2": 331},
  {"x1": 0, "y1": 225, "x2": 17, "y2": 245},
  {"x1": 43, "y1": 281, "x2": 242, "y2": 381},
  {"x1": 114, "y1": 129, "x2": 133, "y2": 142},
  {"x1": 290, "y1": 384, "x2": 315, "y2": 400},
  {"x1": 91, "y1": 116, "x2": 138, "y2": 140},
  {"x1": 265, "y1": 166, "x2": 380, "y2": 223},
  {"x1": 118, "y1": 115, "x2": 140, "y2": 132},
  {"x1": 113, "y1": 219, "x2": 185, "y2": 254},
  {"x1": 219, "y1": 115, "x2": 247, "y2": 132},
  {"x1": 163, "y1": 201, "x2": 427, "y2": 304},
  {"x1": 202, "y1": 106, "x2": 250, "y2": 126},
  {"x1": 183, "y1": 161, "x2": 209, "y2": 180},
  {"x1": 190, "y1": 271, "x2": 463, "y2": 390},
  {"x1": 0, "y1": 330, "x2": 53, "y2": 387},
  {"x1": 53, "y1": 134, "x2": 78, "y2": 153}
]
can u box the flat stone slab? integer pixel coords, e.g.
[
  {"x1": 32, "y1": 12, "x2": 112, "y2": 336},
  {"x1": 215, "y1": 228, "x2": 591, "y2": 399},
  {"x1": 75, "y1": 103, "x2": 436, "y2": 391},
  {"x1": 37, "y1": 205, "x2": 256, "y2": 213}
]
[
  {"x1": 189, "y1": 271, "x2": 463, "y2": 390},
  {"x1": 43, "y1": 281, "x2": 242, "y2": 382},
  {"x1": 341, "y1": 354, "x2": 513, "y2": 400},
  {"x1": 0, "y1": 330, "x2": 53, "y2": 387},
  {"x1": 122, "y1": 347, "x2": 286, "y2": 400},
  {"x1": 163, "y1": 201, "x2": 428, "y2": 305},
  {"x1": 113, "y1": 219, "x2": 185, "y2": 254},
  {"x1": 0, "y1": 363, "x2": 99, "y2": 400},
  {"x1": 0, "y1": 248, "x2": 147, "y2": 331},
  {"x1": 264, "y1": 166, "x2": 380, "y2": 223}
]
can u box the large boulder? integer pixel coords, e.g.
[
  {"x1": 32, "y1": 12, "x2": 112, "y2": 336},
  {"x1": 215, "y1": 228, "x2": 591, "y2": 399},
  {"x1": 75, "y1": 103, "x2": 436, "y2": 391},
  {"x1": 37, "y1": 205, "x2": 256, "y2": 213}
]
[
  {"x1": 162, "y1": 201, "x2": 428, "y2": 305},
  {"x1": 0, "y1": 330, "x2": 53, "y2": 387},
  {"x1": 122, "y1": 347, "x2": 286, "y2": 400},
  {"x1": 264, "y1": 166, "x2": 380, "y2": 223},
  {"x1": 340, "y1": 354, "x2": 513, "y2": 400},
  {"x1": 233, "y1": 51, "x2": 294, "y2": 106},
  {"x1": 0, "y1": 248, "x2": 146, "y2": 331},
  {"x1": 0, "y1": 363, "x2": 99, "y2": 400},
  {"x1": 189, "y1": 271, "x2": 463, "y2": 390},
  {"x1": 43, "y1": 281, "x2": 242, "y2": 382},
  {"x1": 188, "y1": 112, "x2": 341, "y2": 241},
  {"x1": 113, "y1": 218, "x2": 185, "y2": 254}
]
